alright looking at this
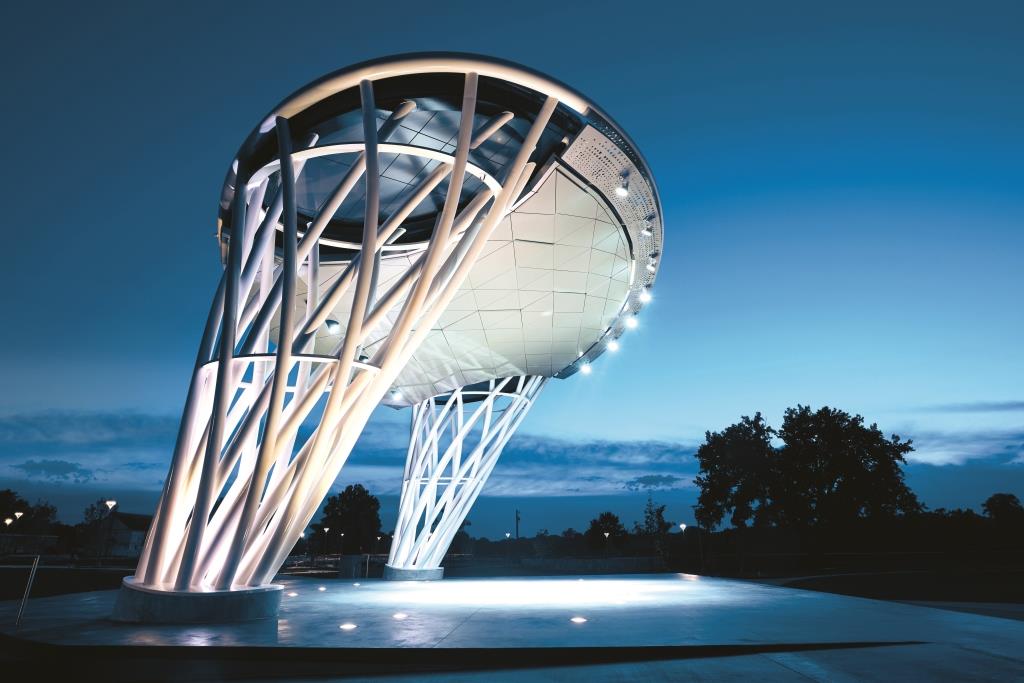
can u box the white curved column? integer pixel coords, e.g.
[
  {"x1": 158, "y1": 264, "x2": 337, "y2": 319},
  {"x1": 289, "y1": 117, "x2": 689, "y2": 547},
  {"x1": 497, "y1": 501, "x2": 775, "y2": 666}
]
[
  {"x1": 386, "y1": 376, "x2": 547, "y2": 577},
  {"x1": 131, "y1": 75, "x2": 560, "y2": 594}
]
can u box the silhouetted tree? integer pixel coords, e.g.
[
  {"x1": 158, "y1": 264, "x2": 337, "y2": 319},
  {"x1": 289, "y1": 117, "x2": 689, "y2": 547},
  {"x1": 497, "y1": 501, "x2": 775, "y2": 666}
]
[
  {"x1": 585, "y1": 511, "x2": 627, "y2": 551},
  {"x1": 633, "y1": 496, "x2": 674, "y2": 557},
  {"x1": 0, "y1": 489, "x2": 57, "y2": 534},
  {"x1": 775, "y1": 405, "x2": 919, "y2": 530},
  {"x1": 983, "y1": 493, "x2": 1024, "y2": 529},
  {"x1": 694, "y1": 407, "x2": 920, "y2": 536},
  {"x1": 321, "y1": 484, "x2": 381, "y2": 553},
  {"x1": 694, "y1": 413, "x2": 776, "y2": 529}
]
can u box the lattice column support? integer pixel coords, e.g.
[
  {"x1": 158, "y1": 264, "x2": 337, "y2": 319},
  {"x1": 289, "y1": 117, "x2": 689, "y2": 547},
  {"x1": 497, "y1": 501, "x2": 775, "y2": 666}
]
[
  {"x1": 131, "y1": 74, "x2": 560, "y2": 593},
  {"x1": 386, "y1": 376, "x2": 547, "y2": 577}
]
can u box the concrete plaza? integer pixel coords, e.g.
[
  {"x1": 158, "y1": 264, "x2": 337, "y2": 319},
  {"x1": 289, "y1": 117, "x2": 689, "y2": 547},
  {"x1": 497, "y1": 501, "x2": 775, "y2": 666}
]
[{"x1": 2, "y1": 573, "x2": 1022, "y2": 680}]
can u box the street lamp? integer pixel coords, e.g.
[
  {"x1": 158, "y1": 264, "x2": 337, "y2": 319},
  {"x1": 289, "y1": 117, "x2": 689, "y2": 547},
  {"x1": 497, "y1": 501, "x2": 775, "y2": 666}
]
[
  {"x1": 505, "y1": 532, "x2": 511, "y2": 539},
  {"x1": 14, "y1": 511, "x2": 23, "y2": 519},
  {"x1": 3, "y1": 518, "x2": 11, "y2": 527},
  {"x1": 105, "y1": 500, "x2": 117, "y2": 511},
  {"x1": 679, "y1": 523, "x2": 687, "y2": 532}
]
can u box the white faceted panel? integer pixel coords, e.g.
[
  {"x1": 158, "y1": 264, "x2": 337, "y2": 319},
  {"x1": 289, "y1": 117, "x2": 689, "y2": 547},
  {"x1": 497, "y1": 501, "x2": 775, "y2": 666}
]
[{"x1": 393, "y1": 166, "x2": 635, "y2": 403}]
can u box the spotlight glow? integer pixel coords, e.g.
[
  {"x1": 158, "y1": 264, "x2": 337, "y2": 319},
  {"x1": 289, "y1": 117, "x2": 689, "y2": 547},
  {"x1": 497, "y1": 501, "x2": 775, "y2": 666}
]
[
  {"x1": 393, "y1": 612, "x2": 408, "y2": 620},
  {"x1": 325, "y1": 319, "x2": 341, "y2": 335},
  {"x1": 625, "y1": 316, "x2": 638, "y2": 329},
  {"x1": 614, "y1": 186, "x2": 628, "y2": 198},
  {"x1": 570, "y1": 616, "x2": 588, "y2": 624},
  {"x1": 318, "y1": 586, "x2": 326, "y2": 592},
  {"x1": 607, "y1": 340, "x2": 620, "y2": 352},
  {"x1": 639, "y1": 289, "x2": 652, "y2": 303},
  {"x1": 580, "y1": 363, "x2": 592, "y2": 375},
  {"x1": 287, "y1": 591, "x2": 298, "y2": 597},
  {"x1": 339, "y1": 623, "x2": 357, "y2": 631}
]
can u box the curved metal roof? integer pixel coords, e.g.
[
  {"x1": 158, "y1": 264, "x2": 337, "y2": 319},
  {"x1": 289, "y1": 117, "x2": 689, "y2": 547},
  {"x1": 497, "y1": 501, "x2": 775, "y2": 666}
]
[{"x1": 225, "y1": 54, "x2": 663, "y2": 405}]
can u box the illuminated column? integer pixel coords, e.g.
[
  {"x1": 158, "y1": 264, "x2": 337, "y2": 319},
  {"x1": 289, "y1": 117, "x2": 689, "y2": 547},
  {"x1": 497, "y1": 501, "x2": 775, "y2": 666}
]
[
  {"x1": 128, "y1": 74, "x2": 559, "y2": 596},
  {"x1": 385, "y1": 376, "x2": 546, "y2": 580}
]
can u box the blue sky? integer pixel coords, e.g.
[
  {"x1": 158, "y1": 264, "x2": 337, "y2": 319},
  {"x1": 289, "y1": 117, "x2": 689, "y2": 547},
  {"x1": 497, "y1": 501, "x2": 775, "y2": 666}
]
[{"x1": 1, "y1": 1, "x2": 1021, "y2": 536}]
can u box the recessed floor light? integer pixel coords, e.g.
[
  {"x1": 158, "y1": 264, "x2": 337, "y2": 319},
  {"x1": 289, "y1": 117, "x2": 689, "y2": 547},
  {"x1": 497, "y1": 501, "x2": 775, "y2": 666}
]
[
  {"x1": 393, "y1": 612, "x2": 408, "y2": 620},
  {"x1": 286, "y1": 591, "x2": 298, "y2": 597},
  {"x1": 339, "y1": 623, "x2": 357, "y2": 631},
  {"x1": 570, "y1": 616, "x2": 588, "y2": 624},
  {"x1": 318, "y1": 586, "x2": 326, "y2": 591},
  {"x1": 353, "y1": 582, "x2": 361, "y2": 587}
]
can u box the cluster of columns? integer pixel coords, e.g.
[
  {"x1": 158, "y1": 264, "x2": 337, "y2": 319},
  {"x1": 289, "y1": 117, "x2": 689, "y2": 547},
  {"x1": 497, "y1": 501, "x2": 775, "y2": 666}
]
[
  {"x1": 135, "y1": 74, "x2": 558, "y2": 592},
  {"x1": 387, "y1": 376, "x2": 547, "y2": 575}
]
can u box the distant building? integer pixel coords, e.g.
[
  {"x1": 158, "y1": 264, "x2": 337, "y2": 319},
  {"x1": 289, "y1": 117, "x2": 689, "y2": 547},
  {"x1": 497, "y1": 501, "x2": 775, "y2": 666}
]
[{"x1": 106, "y1": 512, "x2": 152, "y2": 558}]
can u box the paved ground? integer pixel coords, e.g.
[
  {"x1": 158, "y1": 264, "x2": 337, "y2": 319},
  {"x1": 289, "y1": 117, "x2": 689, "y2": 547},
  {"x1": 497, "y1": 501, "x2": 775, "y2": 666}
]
[{"x1": 1, "y1": 574, "x2": 1022, "y2": 680}]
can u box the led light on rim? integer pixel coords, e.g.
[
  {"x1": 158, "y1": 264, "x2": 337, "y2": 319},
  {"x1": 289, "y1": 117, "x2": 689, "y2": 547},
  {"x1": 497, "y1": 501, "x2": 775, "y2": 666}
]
[
  {"x1": 325, "y1": 319, "x2": 341, "y2": 335},
  {"x1": 639, "y1": 288, "x2": 652, "y2": 303},
  {"x1": 339, "y1": 623, "x2": 357, "y2": 631},
  {"x1": 615, "y1": 173, "x2": 630, "y2": 198},
  {"x1": 640, "y1": 218, "x2": 653, "y2": 237},
  {"x1": 625, "y1": 316, "x2": 639, "y2": 329},
  {"x1": 607, "y1": 339, "x2": 620, "y2": 352},
  {"x1": 580, "y1": 363, "x2": 592, "y2": 375}
]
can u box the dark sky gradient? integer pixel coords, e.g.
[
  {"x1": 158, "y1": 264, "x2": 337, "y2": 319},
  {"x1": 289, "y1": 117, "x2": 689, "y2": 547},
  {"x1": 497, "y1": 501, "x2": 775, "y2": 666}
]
[{"x1": 1, "y1": 1, "x2": 1022, "y2": 536}]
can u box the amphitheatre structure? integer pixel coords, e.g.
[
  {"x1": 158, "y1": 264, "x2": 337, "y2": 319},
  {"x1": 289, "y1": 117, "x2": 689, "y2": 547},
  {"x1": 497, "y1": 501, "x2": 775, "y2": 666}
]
[{"x1": 116, "y1": 53, "x2": 663, "y2": 621}]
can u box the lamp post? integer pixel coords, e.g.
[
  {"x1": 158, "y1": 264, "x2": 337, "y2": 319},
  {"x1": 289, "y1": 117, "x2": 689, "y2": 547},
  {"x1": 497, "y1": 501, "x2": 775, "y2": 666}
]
[{"x1": 100, "y1": 500, "x2": 117, "y2": 566}]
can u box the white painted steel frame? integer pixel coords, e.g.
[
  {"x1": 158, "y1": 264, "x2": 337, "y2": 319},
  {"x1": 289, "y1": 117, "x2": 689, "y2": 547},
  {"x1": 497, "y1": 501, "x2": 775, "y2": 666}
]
[
  {"x1": 387, "y1": 376, "x2": 546, "y2": 572},
  {"x1": 134, "y1": 69, "x2": 559, "y2": 592}
]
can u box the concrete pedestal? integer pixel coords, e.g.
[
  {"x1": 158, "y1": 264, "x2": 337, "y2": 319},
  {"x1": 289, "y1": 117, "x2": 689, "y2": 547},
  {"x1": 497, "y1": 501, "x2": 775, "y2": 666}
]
[
  {"x1": 383, "y1": 564, "x2": 444, "y2": 581},
  {"x1": 111, "y1": 577, "x2": 282, "y2": 623}
]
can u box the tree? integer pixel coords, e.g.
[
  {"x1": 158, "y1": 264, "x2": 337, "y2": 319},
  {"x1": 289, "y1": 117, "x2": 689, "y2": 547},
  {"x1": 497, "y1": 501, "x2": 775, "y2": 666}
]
[
  {"x1": 633, "y1": 496, "x2": 674, "y2": 557},
  {"x1": 585, "y1": 511, "x2": 626, "y2": 551},
  {"x1": 982, "y1": 493, "x2": 1024, "y2": 528},
  {"x1": 775, "y1": 405, "x2": 920, "y2": 530},
  {"x1": 320, "y1": 484, "x2": 381, "y2": 554},
  {"x1": 694, "y1": 413, "x2": 776, "y2": 530},
  {"x1": 694, "y1": 407, "x2": 920, "y2": 534},
  {"x1": 83, "y1": 499, "x2": 110, "y2": 525},
  {"x1": 0, "y1": 489, "x2": 57, "y2": 534}
]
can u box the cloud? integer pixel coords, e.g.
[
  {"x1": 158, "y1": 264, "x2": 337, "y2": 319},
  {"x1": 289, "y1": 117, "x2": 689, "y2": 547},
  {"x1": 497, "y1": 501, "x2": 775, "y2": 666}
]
[
  {"x1": 924, "y1": 401, "x2": 1024, "y2": 413},
  {"x1": 906, "y1": 428, "x2": 1024, "y2": 466},
  {"x1": 624, "y1": 474, "x2": 686, "y2": 491},
  {"x1": 13, "y1": 459, "x2": 93, "y2": 483},
  {"x1": 0, "y1": 412, "x2": 177, "y2": 489}
]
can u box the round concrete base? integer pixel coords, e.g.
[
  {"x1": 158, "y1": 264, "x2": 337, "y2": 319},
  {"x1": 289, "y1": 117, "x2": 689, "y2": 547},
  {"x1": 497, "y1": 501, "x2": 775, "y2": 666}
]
[
  {"x1": 383, "y1": 564, "x2": 445, "y2": 581},
  {"x1": 111, "y1": 577, "x2": 283, "y2": 624}
]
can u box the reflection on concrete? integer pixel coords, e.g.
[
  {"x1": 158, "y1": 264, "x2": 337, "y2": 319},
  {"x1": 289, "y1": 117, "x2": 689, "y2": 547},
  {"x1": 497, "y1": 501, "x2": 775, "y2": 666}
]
[{"x1": 2, "y1": 573, "x2": 1023, "y2": 665}]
